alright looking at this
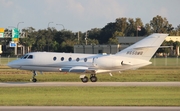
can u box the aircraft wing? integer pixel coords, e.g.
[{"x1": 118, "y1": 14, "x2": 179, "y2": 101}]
[{"x1": 59, "y1": 66, "x2": 95, "y2": 73}]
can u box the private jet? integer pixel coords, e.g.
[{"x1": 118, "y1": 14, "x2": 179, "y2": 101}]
[{"x1": 7, "y1": 33, "x2": 168, "y2": 83}]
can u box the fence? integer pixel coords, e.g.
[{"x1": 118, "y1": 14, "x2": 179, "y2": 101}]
[{"x1": 0, "y1": 56, "x2": 19, "y2": 66}]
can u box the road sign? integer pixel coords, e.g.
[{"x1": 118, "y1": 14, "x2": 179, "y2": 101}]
[
  {"x1": 0, "y1": 28, "x2": 4, "y2": 38},
  {"x1": 12, "y1": 28, "x2": 19, "y2": 42},
  {"x1": 9, "y1": 41, "x2": 17, "y2": 47},
  {"x1": 0, "y1": 32, "x2": 4, "y2": 38},
  {"x1": 12, "y1": 28, "x2": 19, "y2": 38},
  {"x1": 0, "y1": 28, "x2": 4, "y2": 33}
]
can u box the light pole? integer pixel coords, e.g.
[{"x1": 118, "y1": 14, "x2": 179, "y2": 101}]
[
  {"x1": 48, "y1": 22, "x2": 53, "y2": 29},
  {"x1": 56, "y1": 24, "x2": 65, "y2": 30},
  {"x1": 17, "y1": 22, "x2": 24, "y2": 29}
]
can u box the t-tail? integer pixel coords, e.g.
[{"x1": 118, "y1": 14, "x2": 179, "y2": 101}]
[{"x1": 115, "y1": 33, "x2": 169, "y2": 61}]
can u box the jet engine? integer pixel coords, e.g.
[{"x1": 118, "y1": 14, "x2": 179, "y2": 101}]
[{"x1": 93, "y1": 56, "x2": 122, "y2": 68}]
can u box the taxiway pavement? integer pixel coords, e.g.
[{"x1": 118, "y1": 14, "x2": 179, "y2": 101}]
[{"x1": 0, "y1": 82, "x2": 180, "y2": 87}]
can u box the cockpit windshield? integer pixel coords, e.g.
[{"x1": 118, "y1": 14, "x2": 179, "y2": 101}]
[{"x1": 21, "y1": 54, "x2": 33, "y2": 59}]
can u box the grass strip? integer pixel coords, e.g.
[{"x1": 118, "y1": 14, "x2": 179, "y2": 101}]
[
  {"x1": 0, "y1": 86, "x2": 179, "y2": 106},
  {"x1": 0, "y1": 65, "x2": 180, "y2": 82}
]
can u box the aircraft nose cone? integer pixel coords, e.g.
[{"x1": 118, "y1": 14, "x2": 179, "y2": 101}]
[
  {"x1": 7, "y1": 61, "x2": 14, "y2": 68},
  {"x1": 7, "y1": 61, "x2": 20, "y2": 68}
]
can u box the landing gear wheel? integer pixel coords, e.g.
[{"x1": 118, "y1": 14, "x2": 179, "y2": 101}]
[
  {"x1": 81, "y1": 76, "x2": 88, "y2": 83},
  {"x1": 90, "y1": 75, "x2": 97, "y2": 82},
  {"x1": 32, "y1": 78, "x2": 37, "y2": 82},
  {"x1": 31, "y1": 71, "x2": 37, "y2": 82}
]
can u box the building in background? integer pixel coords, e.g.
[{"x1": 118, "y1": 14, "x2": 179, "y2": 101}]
[
  {"x1": 74, "y1": 45, "x2": 121, "y2": 54},
  {"x1": 74, "y1": 36, "x2": 180, "y2": 55},
  {"x1": 0, "y1": 45, "x2": 2, "y2": 54}
]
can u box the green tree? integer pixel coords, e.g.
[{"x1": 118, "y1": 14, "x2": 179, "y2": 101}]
[
  {"x1": 150, "y1": 15, "x2": 174, "y2": 33},
  {"x1": 86, "y1": 28, "x2": 101, "y2": 40},
  {"x1": 126, "y1": 18, "x2": 136, "y2": 36},
  {"x1": 99, "y1": 22, "x2": 116, "y2": 44},
  {"x1": 115, "y1": 17, "x2": 128, "y2": 36},
  {"x1": 175, "y1": 24, "x2": 180, "y2": 36},
  {"x1": 144, "y1": 23, "x2": 152, "y2": 35},
  {"x1": 135, "y1": 18, "x2": 146, "y2": 36},
  {"x1": 19, "y1": 27, "x2": 36, "y2": 53}
]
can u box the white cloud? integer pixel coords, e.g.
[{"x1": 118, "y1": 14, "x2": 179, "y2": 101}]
[
  {"x1": 41, "y1": 0, "x2": 127, "y2": 31},
  {"x1": 44, "y1": 0, "x2": 126, "y2": 21},
  {"x1": 66, "y1": 0, "x2": 85, "y2": 16},
  {"x1": 0, "y1": 0, "x2": 25, "y2": 28},
  {"x1": 1, "y1": 0, "x2": 179, "y2": 32},
  {"x1": 88, "y1": 0, "x2": 126, "y2": 19},
  {"x1": 1, "y1": 0, "x2": 13, "y2": 8},
  {"x1": 44, "y1": 0, "x2": 84, "y2": 15}
]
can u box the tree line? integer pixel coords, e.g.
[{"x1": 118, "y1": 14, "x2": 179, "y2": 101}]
[{"x1": 1, "y1": 15, "x2": 180, "y2": 55}]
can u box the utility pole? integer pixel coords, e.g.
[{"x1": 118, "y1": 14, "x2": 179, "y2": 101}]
[
  {"x1": 136, "y1": 25, "x2": 141, "y2": 42},
  {"x1": 78, "y1": 31, "x2": 79, "y2": 44}
]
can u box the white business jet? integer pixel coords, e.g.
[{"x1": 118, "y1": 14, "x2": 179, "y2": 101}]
[{"x1": 7, "y1": 33, "x2": 168, "y2": 83}]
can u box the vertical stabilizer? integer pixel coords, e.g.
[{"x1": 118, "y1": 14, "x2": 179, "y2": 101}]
[{"x1": 115, "y1": 33, "x2": 169, "y2": 61}]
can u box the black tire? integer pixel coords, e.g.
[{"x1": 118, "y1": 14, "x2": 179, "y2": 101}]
[
  {"x1": 81, "y1": 76, "x2": 88, "y2": 83},
  {"x1": 32, "y1": 78, "x2": 37, "y2": 82},
  {"x1": 90, "y1": 76, "x2": 97, "y2": 82}
]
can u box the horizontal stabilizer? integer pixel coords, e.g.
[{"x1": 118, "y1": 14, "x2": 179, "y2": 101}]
[{"x1": 133, "y1": 46, "x2": 156, "y2": 50}]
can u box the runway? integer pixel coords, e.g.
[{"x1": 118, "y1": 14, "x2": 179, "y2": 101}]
[
  {"x1": 0, "y1": 82, "x2": 180, "y2": 87},
  {"x1": 0, "y1": 106, "x2": 179, "y2": 111}
]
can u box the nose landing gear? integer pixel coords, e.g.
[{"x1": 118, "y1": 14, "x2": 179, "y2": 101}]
[{"x1": 31, "y1": 71, "x2": 37, "y2": 82}]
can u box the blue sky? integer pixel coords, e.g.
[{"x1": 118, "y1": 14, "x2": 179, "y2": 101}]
[{"x1": 1, "y1": 0, "x2": 180, "y2": 32}]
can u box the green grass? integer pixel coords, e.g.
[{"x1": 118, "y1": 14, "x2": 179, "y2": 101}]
[
  {"x1": 0, "y1": 65, "x2": 180, "y2": 82},
  {"x1": 150, "y1": 57, "x2": 180, "y2": 66},
  {"x1": 0, "y1": 57, "x2": 17, "y2": 65},
  {"x1": 0, "y1": 86, "x2": 179, "y2": 106},
  {"x1": 0, "y1": 58, "x2": 180, "y2": 106}
]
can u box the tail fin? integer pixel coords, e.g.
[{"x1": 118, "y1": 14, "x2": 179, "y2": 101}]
[{"x1": 115, "y1": 33, "x2": 169, "y2": 61}]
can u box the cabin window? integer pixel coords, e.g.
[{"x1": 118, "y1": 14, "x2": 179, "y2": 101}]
[
  {"x1": 76, "y1": 58, "x2": 80, "y2": 62},
  {"x1": 28, "y1": 55, "x2": 33, "y2": 59},
  {"x1": 53, "y1": 57, "x2": 57, "y2": 61},
  {"x1": 84, "y1": 58, "x2": 87, "y2": 62},
  {"x1": 69, "y1": 57, "x2": 72, "y2": 61},
  {"x1": 61, "y1": 57, "x2": 64, "y2": 61}
]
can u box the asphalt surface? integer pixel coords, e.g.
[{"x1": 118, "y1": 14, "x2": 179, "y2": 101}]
[
  {"x1": 0, "y1": 82, "x2": 180, "y2": 87},
  {"x1": 0, "y1": 106, "x2": 179, "y2": 111}
]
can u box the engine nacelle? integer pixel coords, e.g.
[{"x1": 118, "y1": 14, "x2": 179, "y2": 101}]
[{"x1": 93, "y1": 56, "x2": 122, "y2": 68}]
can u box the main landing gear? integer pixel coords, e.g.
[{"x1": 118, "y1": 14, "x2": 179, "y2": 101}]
[
  {"x1": 80, "y1": 74, "x2": 97, "y2": 83},
  {"x1": 31, "y1": 71, "x2": 37, "y2": 82}
]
